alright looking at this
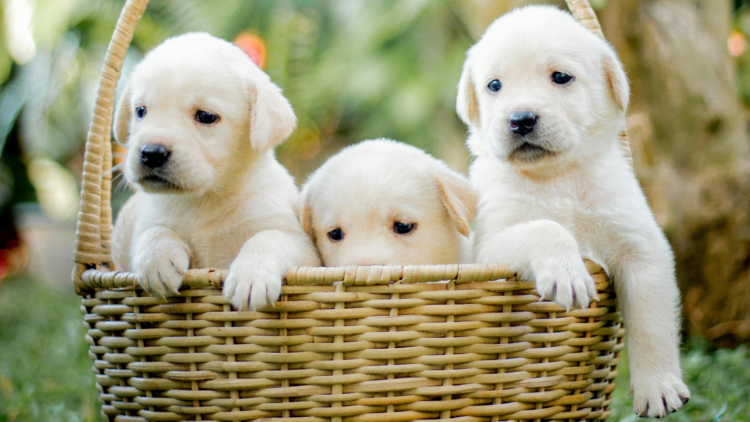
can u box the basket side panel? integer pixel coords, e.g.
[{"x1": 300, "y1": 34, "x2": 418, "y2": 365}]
[
  {"x1": 83, "y1": 290, "x2": 144, "y2": 421},
  {"x1": 85, "y1": 271, "x2": 622, "y2": 421}
]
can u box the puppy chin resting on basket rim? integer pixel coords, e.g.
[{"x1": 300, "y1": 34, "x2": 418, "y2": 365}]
[
  {"x1": 458, "y1": 6, "x2": 690, "y2": 418},
  {"x1": 111, "y1": 32, "x2": 320, "y2": 311},
  {"x1": 300, "y1": 139, "x2": 476, "y2": 267}
]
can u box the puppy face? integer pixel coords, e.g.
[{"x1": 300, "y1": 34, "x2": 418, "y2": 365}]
[
  {"x1": 300, "y1": 139, "x2": 475, "y2": 267},
  {"x1": 114, "y1": 32, "x2": 296, "y2": 195},
  {"x1": 457, "y1": 6, "x2": 629, "y2": 169}
]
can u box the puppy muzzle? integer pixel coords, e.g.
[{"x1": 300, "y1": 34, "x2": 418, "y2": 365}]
[
  {"x1": 509, "y1": 137, "x2": 556, "y2": 163},
  {"x1": 138, "y1": 173, "x2": 183, "y2": 192},
  {"x1": 131, "y1": 143, "x2": 189, "y2": 193}
]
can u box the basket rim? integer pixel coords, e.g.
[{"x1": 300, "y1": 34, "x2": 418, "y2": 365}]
[{"x1": 75, "y1": 261, "x2": 605, "y2": 292}]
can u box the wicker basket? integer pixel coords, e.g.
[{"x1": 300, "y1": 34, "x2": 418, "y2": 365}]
[{"x1": 72, "y1": 0, "x2": 626, "y2": 421}]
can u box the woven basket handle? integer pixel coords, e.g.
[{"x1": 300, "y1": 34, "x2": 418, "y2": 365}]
[
  {"x1": 566, "y1": 0, "x2": 604, "y2": 37},
  {"x1": 72, "y1": 0, "x2": 623, "y2": 270},
  {"x1": 74, "y1": 0, "x2": 148, "y2": 267},
  {"x1": 565, "y1": 0, "x2": 633, "y2": 161}
]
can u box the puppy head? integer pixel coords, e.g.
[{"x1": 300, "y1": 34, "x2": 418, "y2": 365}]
[
  {"x1": 457, "y1": 6, "x2": 629, "y2": 169},
  {"x1": 114, "y1": 32, "x2": 296, "y2": 195},
  {"x1": 300, "y1": 139, "x2": 475, "y2": 267}
]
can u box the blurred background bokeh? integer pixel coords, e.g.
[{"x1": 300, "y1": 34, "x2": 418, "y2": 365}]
[{"x1": 1, "y1": 0, "x2": 749, "y2": 421}]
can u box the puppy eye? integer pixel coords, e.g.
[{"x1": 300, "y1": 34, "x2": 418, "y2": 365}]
[
  {"x1": 393, "y1": 222, "x2": 416, "y2": 235},
  {"x1": 135, "y1": 106, "x2": 147, "y2": 119},
  {"x1": 327, "y1": 228, "x2": 344, "y2": 242},
  {"x1": 195, "y1": 110, "x2": 219, "y2": 124},
  {"x1": 552, "y1": 72, "x2": 574, "y2": 85},
  {"x1": 487, "y1": 79, "x2": 502, "y2": 93}
]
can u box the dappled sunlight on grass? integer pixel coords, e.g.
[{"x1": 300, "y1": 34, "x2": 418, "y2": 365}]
[{"x1": 609, "y1": 338, "x2": 750, "y2": 421}]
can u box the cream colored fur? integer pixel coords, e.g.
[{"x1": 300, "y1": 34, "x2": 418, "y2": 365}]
[
  {"x1": 111, "y1": 33, "x2": 319, "y2": 311},
  {"x1": 300, "y1": 139, "x2": 475, "y2": 267},
  {"x1": 458, "y1": 6, "x2": 689, "y2": 417}
]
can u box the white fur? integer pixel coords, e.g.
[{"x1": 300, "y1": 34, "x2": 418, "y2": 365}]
[
  {"x1": 459, "y1": 6, "x2": 689, "y2": 417},
  {"x1": 300, "y1": 139, "x2": 475, "y2": 266},
  {"x1": 111, "y1": 33, "x2": 320, "y2": 311}
]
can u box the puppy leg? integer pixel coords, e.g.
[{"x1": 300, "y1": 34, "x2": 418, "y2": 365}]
[
  {"x1": 132, "y1": 226, "x2": 191, "y2": 298},
  {"x1": 476, "y1": 219, "x2": 597, "y2": 309},
  {"x1": 617, "y1": 261, "x2": 690, "y2": 418},
  {"x1": 112, "y1": 193, "x2": 142, "y2": 271},
  {"x1": 224, "y1": 230, "x2": 320, "y2": 311}
]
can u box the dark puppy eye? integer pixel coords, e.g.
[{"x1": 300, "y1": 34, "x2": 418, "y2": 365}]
[
  {"x1": 327, "y1": 228, "x2": 344, "y2": 242},
  {"x1": 196, "y1": 110, "x2": 219, "y2": 124},
  {"x1": 552, "y1": 72, "x2": 573, "y2": 85},
  {"x1": 135, "y1": 106, "x2": 147, "y2": 119},
  {"x1": 393, "y1": 222, "x2": 416, "y2": 235},
  {"x1": 487, "y1": 79, "x2": 502, "y2": 92}
]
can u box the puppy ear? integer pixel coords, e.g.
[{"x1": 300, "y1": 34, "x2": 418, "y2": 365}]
[
  {"x1": 299, "y1": 185, "x2": 315, "y2": 240},
  {"x1": 456, "y1": 59, "x2": 480, "y2": 127},
  {"x1": 249, "y1": 79, "x2": 297, "y2": 155},
  {"x1": 113, "y1": 82, "x2": 132, "y2": 144},
  {"x1": 433, "y1": 168, "x2": 476, "y2": 237},
  {"x1": 603, "y1": 48, "x2": 630, "y2": 112}
]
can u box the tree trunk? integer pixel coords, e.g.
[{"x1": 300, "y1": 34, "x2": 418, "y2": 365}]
[{"x1": 601, "y1": 0, "x2": 750, "y2": 347}]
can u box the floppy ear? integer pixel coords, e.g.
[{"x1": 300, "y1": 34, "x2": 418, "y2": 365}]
[
  {"x1": 433, "y1": 168, "x2": 476, "y2": 237},
  {"x1": 603, "y1": 48, "x2": 630, "y2": 112},
  {"x1": 113, "y1": 82, "x2": 132, "y2": 144},
  {"x1": 299, "y1": 185, "x2": 315, "y2": 240},
  {"x1": 249, "y1": 79, "x2": 297, "y2": 155},
  {"x1": 456, "y1": 59, "x2": 480, "y2": 127}
]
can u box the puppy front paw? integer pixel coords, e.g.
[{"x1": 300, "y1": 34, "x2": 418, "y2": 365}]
[
  {"x1": 633, "y1": 374, "x2": 690, "y2": 418},
  {"x1": 224, "y1": 256, "x2": 283, "y2": 311},
  {"x1": 534, "y1": 255, "x2": 596, "y2": 310},
  {"x1": 134, "y1": 241, "x2": 190, "y2": 298}
]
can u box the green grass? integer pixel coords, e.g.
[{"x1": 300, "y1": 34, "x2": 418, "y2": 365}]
[
  {"x1": 0, "y1": 277, "x2": 100, "y2": 422},
  {"x1": 0, "y1": 276, "x2": 748, "y2": 421},
  {"x1": 609, "y1": 338, "x2": 750, "y2": 421}
]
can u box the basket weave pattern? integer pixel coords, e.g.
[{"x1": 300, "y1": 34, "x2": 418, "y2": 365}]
[
  {"x1": 73, "y1": 0, "x2": 627, "y2": 421},
  {"x1": 81, "y1": 265, "x2": 623, "y2": 421}
]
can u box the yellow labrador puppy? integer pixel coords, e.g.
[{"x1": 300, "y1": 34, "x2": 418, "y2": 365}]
[
  {"x1": 300, "y1": 139, "x2": 475, "y2": 266},
  {"x1": 112, "y1": 33, "x2": 320, "y2": 311},
  {"x1": 457, "y1": 6, "x2": 689, "y2": 418}
]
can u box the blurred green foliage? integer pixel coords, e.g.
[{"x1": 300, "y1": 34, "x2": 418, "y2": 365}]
[
  {"x1": 187, "y1": 0, "x2": 476, "y2": 178},
  {"x1": 0, "y1": 0, "x2": 748, "y2": 211},
  {"x1": 734, "y1": 0, "x2": 750, "y2": 107},
  {"x1": 0, "y1": 0, "x2": 476, "y2": 219}
]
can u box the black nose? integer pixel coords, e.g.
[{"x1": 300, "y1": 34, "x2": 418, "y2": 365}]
[
  {"x1": 140, "y1": 144, "x2": 170, "y2": 168},
  {"x1": 509, "y1": 111, "x2": 538, "y2": 136}
]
